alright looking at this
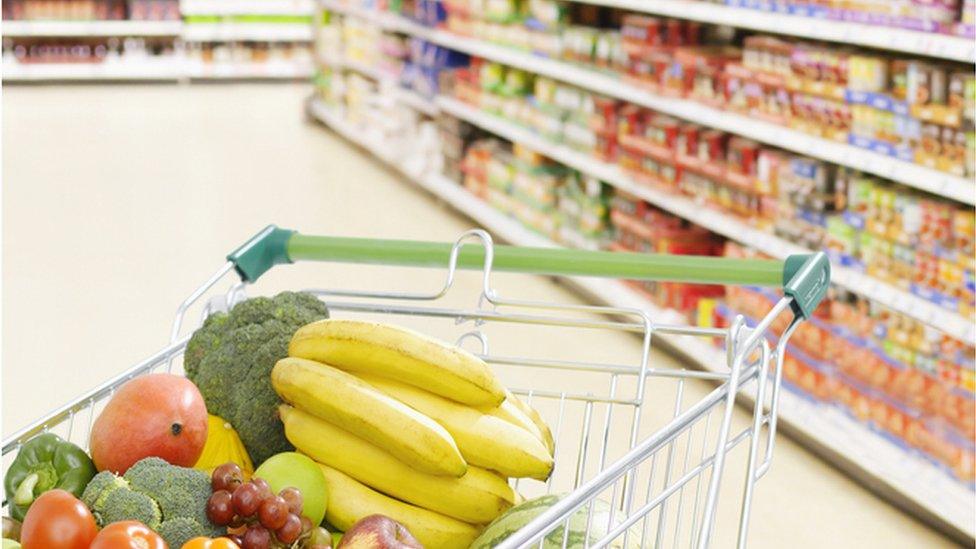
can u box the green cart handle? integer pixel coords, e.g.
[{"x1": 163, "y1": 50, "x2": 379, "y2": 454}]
[{"x1": 228, "y1": 225, "x2": 830, "y2": 319}]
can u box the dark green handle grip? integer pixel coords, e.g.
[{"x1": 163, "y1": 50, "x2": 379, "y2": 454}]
[{"x1": 228, "y1": 225, "x2": 830, "y2": 318}]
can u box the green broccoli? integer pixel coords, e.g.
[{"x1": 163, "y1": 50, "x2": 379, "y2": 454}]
[
  {"x1": 124, "y1": 457, "x2": 214, "y2": 531},
  {"x1": 81, "y1": 470, "x2": 128, "y2": 510},
  {"x1": 184, "y1": 291, "x2": 330, "y2": 464},
  {"x1": 99, "y1": 488, "x2": 161, "y2": 530},
  {"x1": 83, "y1": 458, "x2": 223, "y2": 547},
  {"x1": 158, "y1": 517, "x2": 210, "y2": 549}
]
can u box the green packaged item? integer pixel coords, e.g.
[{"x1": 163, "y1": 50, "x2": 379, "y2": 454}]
[
  {"x1": 480, "y1": 63, "x2": 505, "y2": 93},
  {"x1": 486, "y1": 0, "x2": 522, "y2": 23},
  {"x1": 501, "y1": 69, "x2": 532, "y2": 97},
  {"x1": 4, "y1": 433, "x2": 96, "y2": 521}
]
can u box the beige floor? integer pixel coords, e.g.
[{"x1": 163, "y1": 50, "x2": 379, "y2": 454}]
[{"x1": 1, "y1": 83, "x2": 956, "y2": 548}]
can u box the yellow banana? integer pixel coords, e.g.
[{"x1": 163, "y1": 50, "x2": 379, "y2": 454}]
[
  {"x1": 483, "y1": 397, "x2": 554, "y2": 455},
  {"x1": 272, "y1": 357, "x2": 466, "y2": 477},
  {"x1": 280, "y1": 405, "x2": 515, "y2": 524},
  {"x1": 317, "y1": 463, "x2": 481, "y2": 549},
  {"x1": 506, "y1": 391, "x2": 556, "y2": 455},
  {"x1": 289, "y1": 319, "x2": 505, "y2": 406},
  {"x1": 359, "y1": 373, "x2": 554, "y2": 480}
]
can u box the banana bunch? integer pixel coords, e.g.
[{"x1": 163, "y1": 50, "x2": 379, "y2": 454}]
[{"x1": 272, "y1": 319, "x2": 556, "y2": 549}]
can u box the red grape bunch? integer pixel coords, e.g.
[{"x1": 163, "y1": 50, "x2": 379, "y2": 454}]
[{"x1": 207, "y1": 463, "x2": 332, "y2": 549}]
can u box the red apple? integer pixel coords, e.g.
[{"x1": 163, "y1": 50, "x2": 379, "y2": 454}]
[
  {"x1": 337, "y1": 515, "x2": 422, "y2": 549},
  {"x1": 90, "y1": 373, "x2": 208, "y2": 473}
]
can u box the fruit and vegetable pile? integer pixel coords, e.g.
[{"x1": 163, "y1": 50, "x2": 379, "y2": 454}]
[{"x1": 2, "y1": 291, "x2": 610, "y2": 549}]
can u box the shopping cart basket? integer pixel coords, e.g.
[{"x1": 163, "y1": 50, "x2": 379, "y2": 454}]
[{"x1": 2, "y1": 225, "x2": 829, "y2": 548}]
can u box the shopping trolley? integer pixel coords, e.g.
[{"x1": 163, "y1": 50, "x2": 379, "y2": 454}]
[{"x1": 2, "y1": 225, "x2": 829, "y2": 548}]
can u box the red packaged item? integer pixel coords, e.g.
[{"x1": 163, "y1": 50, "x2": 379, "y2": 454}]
[{"x1": 621, "y1": 14, "x2": 661, "y2": 47}]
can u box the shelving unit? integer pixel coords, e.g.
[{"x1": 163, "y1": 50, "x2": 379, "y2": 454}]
[
  {"x1": 2, "y1": 0, "x2": 315, "y2": 82},
  {"x1": 319, "y1": 0, "x2": 976, "y2": 207},
  {"x1": 1, "y1": 60, "x2": 184, "y2": 81},
  {"x1": 180, "y1": 0, "x2": 314, "y2": 16},
  {"x1": 326, "y1": 56, "x2": 439, "y2": 115},
  {"x1": 181, "y1": 22, "x2": 312, "y2": 41},
  {"x1": 185, "y1": 59, "x2": 312, "y2": 78},
  {"x1": 568, "y1": 0, "x2": 976, "y2": 63},
  {"x1": 2, "y1": 20, "x2": 183, "y2": 36},
  {"x1": 306, "y1": 96, "x2": 976, "y2": 543},
  {"x1": 433, "y1": 96, "x2": 976, "y2": 342},
  {"x1": 2, "y1": 58, "x2": 311, "y2": 81}
]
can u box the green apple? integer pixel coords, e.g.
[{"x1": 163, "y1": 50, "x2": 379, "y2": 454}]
[
  {"x1": 254, "y1": 452, "x2": 328, "y2": 525},
  {"x1": 3, "y1": 539, "x2": 22, "y2": 549}
]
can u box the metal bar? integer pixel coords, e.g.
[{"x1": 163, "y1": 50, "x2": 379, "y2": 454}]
[
  {"x1": 688, "y1": 411, "x2": 713, "y2": 548},
  {"x1": 321, "y1": 299, "x2": 726, "y2": 337},
  {"x1": 169, "y1": 262, "x2": 236, "y2": 342},
  {"x1": 486, "y1": 356, "x2": 729, "y2": 380},
  {"x1": 574, "y1": 401, "x2": 595, "y2": 489},
  {"x1": 509, "y1": 389, "x2": 638, "y2": 406},
  {"x1": 654, "y1": 379, "x2": 686, "y2": 547},
  {"x1": 671, "y1": 420, "x2": 696, "y2": 549},
  {"x1": 756, "y1": 319, "x2": 802, "y2": 478},
  {"x1": 736, "y1": 341, "x2": 771, "y2": 548},
  {"x1": 546, "y1": 393, "x2": 569, "y2": 493}
]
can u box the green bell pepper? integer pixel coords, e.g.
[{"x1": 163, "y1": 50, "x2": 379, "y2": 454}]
[{"x1": 3, "y1": 433, "x2": 96, "y2": 521}]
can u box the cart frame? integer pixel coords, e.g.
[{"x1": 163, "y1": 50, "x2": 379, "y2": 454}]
[{"x1": 2, "y1": 225, "x2": 830, "y2": 549}]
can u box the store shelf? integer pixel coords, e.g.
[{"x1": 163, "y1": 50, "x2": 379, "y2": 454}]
[
  {"x1": 571, "y1": 0, "x2": 976, "y2": 63},
  {"x1": 435, "y1": 95, "x2": 976, "y2": 343},
  {"x1": 391, "y1": 86, "x2": 438, "y2": 116},
  {"x1": 2, "y1": 60, "x2": 182, "y2": 81},
  {"x1": 186, "y1": 60, "x2": 312, "y2": 78},
  {"x1": 2, "y1": 19, "x2": 183, "y2": 37},
  {"x1": 182, "y1": 22, "x2": 312, "y2": 41},
  {"x1": 180, "y1": 0, "x2": 314, "y2": 15},
  {"x1": 307, "y1": 96, "x2": 975, "y2": 543},
  {"x1": 319, "y1": 0, "x2": 976, "y2": 207},
  {"x1": 336, "y1": 57, "x2": 382, "y2": 80},
  {"x1": 322, "y1": 56, "x2": 439, "y2": 115}
]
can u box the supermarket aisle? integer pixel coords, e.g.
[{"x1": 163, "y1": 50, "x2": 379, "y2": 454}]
[{"x1": 1, "y1": 84, "x2": 955, "y2": 548}]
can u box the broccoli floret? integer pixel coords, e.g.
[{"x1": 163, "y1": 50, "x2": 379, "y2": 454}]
[
  {"x1": 99, "y1": 488, "x2": 161, "y2": 530},
  {"x1": 158, "y1": 517, "x2": 209, "y2": 549},
  {"x1": 82, "y1": 471, "x2": 129, "y2": 510},
  {"x1": 122, "y1": 457, "x2": 170, "y2": 480},
  {"x1": 86, "y1": 458, "x2": 222, "y2": 545},
  {"x1": 185, "y1": 291, "x2": 330, "y2": 464},
  {"x1": 125, "y1": 458, "x2": 213, "y2": 530}
]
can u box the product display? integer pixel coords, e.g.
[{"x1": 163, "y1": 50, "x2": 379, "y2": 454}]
[
  {"x1": 1, "y1": 0, "x2": 315, "y2": 79},
  {"x1": 2, "y1": 36, "x2": 179, "y2": 64},
  {"x1": 2, "y1": 0, "x2": 179, "y2": 21},
  {"x1": 431, "y1": 0, "x2": 976, "y2": 179},
  {"x1": 440, "y1": 56, "x2": 976, "y2": 318},
  {"x1": 717, "y1": 0, "x2": 975, "y2": 38}
]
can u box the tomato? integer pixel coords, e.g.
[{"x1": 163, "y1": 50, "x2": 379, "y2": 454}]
[
  {"x1": 90, "y1": 521, "x2": 167, "y2": 549},
  {"x1": 181, "y1": 538, "x2": 241, "y2": 549},
  {"x1": 19, "y1": 489, "x2": 97, "y2": 549}
]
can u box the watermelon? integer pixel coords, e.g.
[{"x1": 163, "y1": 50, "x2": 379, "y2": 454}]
[{"x1": 469, "y1": 493, "x2": 641, "y2": 548}]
